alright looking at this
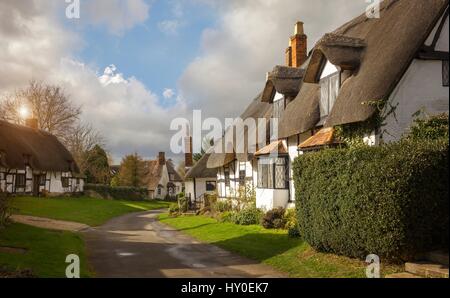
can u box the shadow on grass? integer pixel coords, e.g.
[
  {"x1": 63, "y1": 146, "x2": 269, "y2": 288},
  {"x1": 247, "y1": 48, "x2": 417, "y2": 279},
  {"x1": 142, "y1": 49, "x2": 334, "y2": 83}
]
[{"x1": 210, "y1": 233, "x2": 304, "y2": 262}]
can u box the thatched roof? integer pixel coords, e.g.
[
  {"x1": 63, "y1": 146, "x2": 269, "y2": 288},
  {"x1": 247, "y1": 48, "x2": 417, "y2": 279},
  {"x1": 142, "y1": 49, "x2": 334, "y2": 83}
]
[
  {"x1": 255, "y1": 140, "x2": 287, "y2": 156},
  {"x1": 207, "y1": 93, "x2": 273, "y2": 168},
  {"x1": 278, "y1": 82, "x2": 321, "y2": 138},
  {"x1": 0, "y1": 120, "x2": 79, "y2": 172},
  {"x1": 261, "y1": 66, "x2": 305, "y2": 102},
  {"x1": 167, "y1": 159, "x2": 183, "y2": 182},
  {"x1": 145, "y1": 158, "x2": 182, "y2": 191},
  {"x1": 304, "y1": 0, "x2": 449, "y2": 127},
  {"x1": 298, "y1": 127, "x2": 341, "y2": 150},
  {"x1": 185, "y1": 153, "x2": 217, "y2": 179}
]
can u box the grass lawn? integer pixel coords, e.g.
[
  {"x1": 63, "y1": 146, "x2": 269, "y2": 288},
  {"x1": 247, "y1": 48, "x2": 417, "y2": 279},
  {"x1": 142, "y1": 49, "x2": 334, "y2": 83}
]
[
  {"x1": 10, "y1": 196, "x2": 170, "y2": 226},
  {"x1": 159, "y1": 214, "x2": 403, "y2": 278},
  {"x1": 0, "y1": 223, "x2": 92, "y2": 277}
]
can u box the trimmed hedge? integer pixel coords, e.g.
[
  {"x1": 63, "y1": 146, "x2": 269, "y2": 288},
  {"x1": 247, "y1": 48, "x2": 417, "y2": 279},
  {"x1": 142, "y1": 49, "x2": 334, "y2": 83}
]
[
  {"x1": 84, "y1": 184, "x2": 148, "y2": 201},
  {"x1": 293, "y1": 139, "x2": 449, "y2": 261}
]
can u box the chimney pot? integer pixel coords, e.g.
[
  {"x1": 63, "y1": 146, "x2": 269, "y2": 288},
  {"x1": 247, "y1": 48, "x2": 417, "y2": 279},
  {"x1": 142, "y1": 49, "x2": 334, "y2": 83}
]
[
  {"x1": 294, "y1": 21, "x2": 304, "y2": 35},
  {"x1": 25, "y1": 118, "x2": 38, "y2": 130}
]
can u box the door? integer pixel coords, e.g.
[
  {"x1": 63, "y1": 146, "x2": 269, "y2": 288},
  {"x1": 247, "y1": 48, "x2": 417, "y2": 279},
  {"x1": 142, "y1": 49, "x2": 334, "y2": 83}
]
[{"x1": 33, "y1": 175, "x2": 40, "y2": 197}]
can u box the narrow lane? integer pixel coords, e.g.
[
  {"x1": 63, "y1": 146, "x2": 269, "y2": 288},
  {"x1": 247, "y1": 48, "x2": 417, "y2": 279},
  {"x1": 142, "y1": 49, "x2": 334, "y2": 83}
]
[{"x1": 83, "y1": 210, "x2": 285, "y2": 278}]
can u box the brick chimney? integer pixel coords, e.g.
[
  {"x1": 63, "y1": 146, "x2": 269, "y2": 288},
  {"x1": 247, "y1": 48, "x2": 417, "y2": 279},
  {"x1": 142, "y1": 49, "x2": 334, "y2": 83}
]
[
  {"x1": 158, "y1": 152, "x2": 166, "y2": 166},
  {"x1": 285, "y1": 21, "x2": 307, "y2": 68},
  {"x1": 184, "y1": 136, "x2": 193, "y2": 168},
  {"x1": 25, "y1": 118, "x2": 38, "y2": 130}
]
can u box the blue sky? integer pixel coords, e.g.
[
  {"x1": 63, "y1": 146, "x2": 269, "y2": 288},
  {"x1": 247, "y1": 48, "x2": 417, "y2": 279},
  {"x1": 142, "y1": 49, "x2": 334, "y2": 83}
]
[{"x1": 69, "y1": 1, "x2": 218, "y2": 106}]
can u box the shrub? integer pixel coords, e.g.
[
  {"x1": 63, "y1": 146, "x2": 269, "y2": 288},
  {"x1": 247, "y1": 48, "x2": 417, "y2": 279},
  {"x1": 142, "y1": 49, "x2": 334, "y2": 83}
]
[
  {"x1": 288, "y1": 227, "x2": 301, "y2": 238},
  {"x1": 168, "y1": 203, "x2": 180, "y2": 216},
  {"x1": 0, "y1": 191, "x2": 11, "y2": 228},
  {"x1": 217, "y1": 211, "x2": 235, "y2": 223},
  {"x1": 213, "y1": 200, "x2": 233, "y2": 213},
  {"x1": 178, "y1": 197, "x2": 189, "y2": 213},
  {"x1": 261, "y1": 207, "x2": 286, "y2": 229},
  {"x1": 293, "y1": 138, "x2": 449, "y2": 261},
  {"x1": 407, "y1": 113, "x2": 449, "y2": 141},
  {"x1": 234, "y1": 206, "x2": 263, "y2": 226},
  {"x1": 284, "y1": 208, "x2": 301, "y2": 237},
  {"x1": 84, "y1": 184, "x2": 148, "y2": 201}
]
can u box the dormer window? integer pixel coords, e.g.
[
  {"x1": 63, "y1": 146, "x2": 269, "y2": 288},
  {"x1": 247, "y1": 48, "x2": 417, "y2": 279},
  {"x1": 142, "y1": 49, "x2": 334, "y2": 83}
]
[
  {"x1": 273, "y1": 92, "x2": 285, "y2": 119},
  {"x1": 319, "y1": 61, "x2": 340, "y2": 120}
]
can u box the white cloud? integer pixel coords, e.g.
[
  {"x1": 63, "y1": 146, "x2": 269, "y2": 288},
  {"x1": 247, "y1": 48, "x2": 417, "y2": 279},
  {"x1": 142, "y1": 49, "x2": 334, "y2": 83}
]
[
  {"x1": 163, "y1": 88, "x2": 175, "y2": 99},
  {"x1": 178, "y1": 0, "x2": 368, "y2": 119},
  {"x1": 81, "y1": 0, "x2": 151, "y2": 35},
  {"x1": 0, "y1": 0, "x2": 186, "y2": 163},
  {"x1": 158, "y1": 19, "x2": 183, "y2": 35}
]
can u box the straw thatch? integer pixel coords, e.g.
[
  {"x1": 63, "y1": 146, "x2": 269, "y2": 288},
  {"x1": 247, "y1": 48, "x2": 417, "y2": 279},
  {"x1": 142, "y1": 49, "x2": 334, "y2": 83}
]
[
  {"x1": 145, "y1": 159, "x2": 182, "y2": 191},
  {"x1": 304, "y1": 0, "x2": 448, "y2": 127},
  {"x1": 278, "y1": 83, "x2": 321, "y2": 138},
  {"x1": 261, "y1": 66, "x2": 305, "y2": 102},
  {"x1": 0, "y1": 120, "x2": 79, "y2": 172},
  {"x1": 185, "y1": 153, "x2": 218, "y2": 179},
  {"x1": 207, "y1": 93, "x2": 273, "y2": 168}
]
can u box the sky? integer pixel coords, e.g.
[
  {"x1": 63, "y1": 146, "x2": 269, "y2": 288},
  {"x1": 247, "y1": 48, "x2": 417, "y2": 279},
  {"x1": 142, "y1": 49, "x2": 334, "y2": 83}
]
[{"x1": 0, "y1": 0, "x2": 369, "y2": 165}]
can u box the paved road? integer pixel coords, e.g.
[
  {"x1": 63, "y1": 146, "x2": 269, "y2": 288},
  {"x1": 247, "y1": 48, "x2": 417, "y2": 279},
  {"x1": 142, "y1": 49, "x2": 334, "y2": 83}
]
[{"x1": 83, "y1": 210, "x2": 285, "y2": 278}]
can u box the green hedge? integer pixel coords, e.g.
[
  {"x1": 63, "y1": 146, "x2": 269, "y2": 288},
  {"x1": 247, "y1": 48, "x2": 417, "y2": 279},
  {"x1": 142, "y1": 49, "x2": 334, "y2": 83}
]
[
  {"x1": 293, "y1": 139, "x2": 449, "y2": 261},
  {"x1": 84, "y1": 184, "x2": 148, "y2": 201}
]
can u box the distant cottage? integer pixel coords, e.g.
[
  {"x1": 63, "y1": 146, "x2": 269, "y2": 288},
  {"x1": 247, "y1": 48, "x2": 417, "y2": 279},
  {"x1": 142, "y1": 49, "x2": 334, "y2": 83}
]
[
  {"x1": 145, "y1": 152, "x2": 183, "y2": 200},
  {"x1": 0, "y1": 119, "x2": 84, "y2": 196}
]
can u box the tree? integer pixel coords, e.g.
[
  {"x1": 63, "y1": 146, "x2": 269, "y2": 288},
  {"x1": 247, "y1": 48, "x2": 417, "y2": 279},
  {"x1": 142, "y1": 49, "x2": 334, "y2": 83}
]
[
  {"x1": 193, "y1": 137, "x2": 214, "y2": 162},
  {"x1": 118, "y1": 153, "x2": 146, "y2": 187},
  {"x1": 84, "y1": 145, "x2": 111, "y2": 185},
  {"x1": 66, "y1": 123, "x2": 105, "y2": 175},
  {"x1": 0, "y1": 80, "x2": 82, "y2": 144}
]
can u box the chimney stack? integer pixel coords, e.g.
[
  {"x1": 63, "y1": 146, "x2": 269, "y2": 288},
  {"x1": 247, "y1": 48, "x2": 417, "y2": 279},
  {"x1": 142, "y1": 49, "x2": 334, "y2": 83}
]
[
  {"x1": 25, "y1": 118, "x2": 38, "y2": 130},
  {"x1": 184, "y1": 136, "x2": 193, "y2": 168},
  {"x1": 286, "y1": 21, "x2": 307, "y2": 68},
  {"x1": 158, "y1": 152, "x2": 166, "y2": 166}
]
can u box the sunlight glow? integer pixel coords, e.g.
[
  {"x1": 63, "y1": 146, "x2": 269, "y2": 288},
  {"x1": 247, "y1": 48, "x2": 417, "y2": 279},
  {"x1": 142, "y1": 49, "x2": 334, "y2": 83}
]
[{"x1": 19, "y1": 106, "x2": 29, "y2": 119}]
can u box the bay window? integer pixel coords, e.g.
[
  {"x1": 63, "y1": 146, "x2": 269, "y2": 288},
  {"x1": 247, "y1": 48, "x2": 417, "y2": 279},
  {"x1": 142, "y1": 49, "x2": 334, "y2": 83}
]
[{"x1": 257, "y1": 157, "x2": 289, "y2": 189}]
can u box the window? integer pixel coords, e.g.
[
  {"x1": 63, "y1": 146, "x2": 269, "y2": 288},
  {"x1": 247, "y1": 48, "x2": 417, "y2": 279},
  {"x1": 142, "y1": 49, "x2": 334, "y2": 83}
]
[
  {"x1": 224, "y1": 166, "x2": 230, "y2": 187},
  {"x1": 320, "y1": 71, "x2": 340, "y2": 118},
  {"x1": 39, "y1": 175, "x2": 46, "y2": 186},
  {"x1": 169, "y1": 174, "x2": 175, "y2": 181},
  {"x1": 257, "y1": 157, "x2": 289, "y2": 189},
  {"x1": 206, "y1": 181, "x2": 216, "y2": 192},
  {"x1": 239, "y1": 162, "x2": 246, "y2": 185},
  {"x1": 273, "y1": 97, "x2": 285, "y2": 119},
  {"x1": 443, "y1": 60, "x2": 449, "y2": 87},
  {"x1": 157, "y1": 186, "x2": 162, "y2": 195},
  {"x1": 15, "y1": 174, "x2": 26, "y2": 188},
  {"x1": 61, "y1": 177, "x2": 69, "y2": 188}
]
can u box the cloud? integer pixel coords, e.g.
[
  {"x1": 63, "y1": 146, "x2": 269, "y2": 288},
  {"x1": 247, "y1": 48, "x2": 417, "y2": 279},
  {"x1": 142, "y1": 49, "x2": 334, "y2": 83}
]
[
  {"x1": 158, "y1": 19, "x2": 183, "y2": 35},
  {"x1": 0, "y1": 0, "x2": 186, "y2": 163},
  {"x1": 81, "y1": 0, "x2": 151, "y2": 35},
  {"x1": 163, "y1": 88, "x2": 175, "y2": 99},
  {"x1": 178, "y1": 0, "x2": 368, "y2": 119}
]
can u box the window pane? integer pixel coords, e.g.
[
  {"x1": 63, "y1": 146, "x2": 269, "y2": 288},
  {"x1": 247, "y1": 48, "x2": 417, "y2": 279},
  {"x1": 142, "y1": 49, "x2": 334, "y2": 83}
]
[
  {"x1": 275, "y1": 165, "x2": 286, "y2": 189},
  {"x1": 329, "y1": 73, "x2": 340, "y2": 112},
  {"x1": 320, "y1": 78, "x2": 329, "y2": 117},
  {"x1": 268, "y1": 162, "x2": 274, "y2": 189}
]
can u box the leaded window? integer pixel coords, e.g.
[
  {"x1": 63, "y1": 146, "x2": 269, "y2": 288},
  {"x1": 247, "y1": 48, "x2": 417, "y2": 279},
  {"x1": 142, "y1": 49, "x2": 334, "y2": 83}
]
[{"x1": 257, "y1": 157, "x2": 289, "y2": 189}]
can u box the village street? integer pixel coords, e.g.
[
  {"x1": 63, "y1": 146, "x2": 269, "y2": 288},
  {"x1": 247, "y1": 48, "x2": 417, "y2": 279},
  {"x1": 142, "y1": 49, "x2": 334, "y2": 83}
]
[{"x1": 83, "y1": 210, "x2": 285, "y2": 278}]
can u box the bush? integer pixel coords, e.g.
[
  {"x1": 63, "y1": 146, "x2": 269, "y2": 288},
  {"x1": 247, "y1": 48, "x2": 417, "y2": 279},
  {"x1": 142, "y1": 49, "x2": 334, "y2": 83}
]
[
  {"x1": 234, "y1": 206, "x2": 263, "y2": 226},
  {"x1": 178, "y1": 197, "x2": 189, "y2": 213},
  {"x1": 213, "y1": 200, "x2": 233, "y2": 213},
  {"x1": 284, "y1": 208, "x2": 301, "y2": 238},
  {"x1": 407, "y1": 113, "x2": 448, "y2": 141},
  {"x1": 84, "y1": 184, "x2": 148, "y2": 201},
  {"x1": 288, "y1": 227, "x2": 301, "y2": 238},
  {"x1": 168, "y1": 203, "x2": 180, "y2": 216},
  {"x1": 0, "y1": 191, "x2": 11, "y2": 228},
  {"x1": 293, "y1": 138, "x2": 449, "y2": 261},
  {"x1": 217, "y1": 211, "x2": 235, "y2": 223},
  {"x1": 261, "y1": 207, "x2": 286, "y2": 229}
]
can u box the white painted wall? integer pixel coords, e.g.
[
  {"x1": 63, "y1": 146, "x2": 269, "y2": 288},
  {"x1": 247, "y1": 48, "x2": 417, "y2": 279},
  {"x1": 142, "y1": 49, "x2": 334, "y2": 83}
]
[
  {"x1": 256, "y1": 188, "x2": 289, "y2": 211},
  {"x1": 185, "y1": 177, "x2": 217, "y2": 201},
  {"x1": 382, "y1": 14, "x2": 449, "y2": 142}
]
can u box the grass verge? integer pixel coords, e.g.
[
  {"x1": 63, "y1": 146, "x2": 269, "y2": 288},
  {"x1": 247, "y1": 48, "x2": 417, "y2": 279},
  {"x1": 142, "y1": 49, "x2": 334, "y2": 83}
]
[
  {"x1": 0, "y1": 223, "x2": 92, "y2": 278},
  {"x1": 159, "y1": 214, "x2": 403, "y2": 278},
  {"x1": 10, "y1": 196, "x2": 170, "y2": 226}
]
